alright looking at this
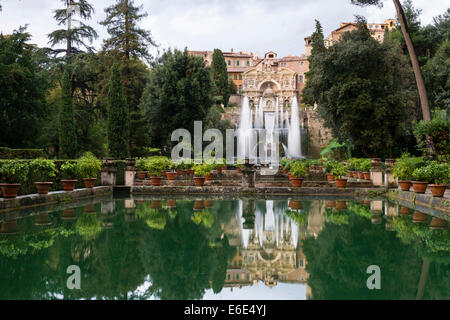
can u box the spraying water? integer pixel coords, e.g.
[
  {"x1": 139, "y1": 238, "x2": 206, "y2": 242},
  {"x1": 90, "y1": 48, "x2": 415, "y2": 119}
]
[{"x1": 288, "y1": 96, "x2": 302, "y2": 159}]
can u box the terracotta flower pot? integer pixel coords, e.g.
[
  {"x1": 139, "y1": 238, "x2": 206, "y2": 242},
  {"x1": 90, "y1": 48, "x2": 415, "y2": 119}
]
[
  {"x1": 137, "y1": 171, "x2": 147, "y2": 180},
  {"x1": 430, "y1": 217, "x2": 447, "y2": 230},
  {"x1": 412, "y1": 181, "x2": 428, "y2": 194},
  {"x1": 193, "y1": 200, "x2": 205, "y2": 210},
  {"x1": 151, "y1": 176, "x2": 163, "y2": 186},
  {"x1": 326, "y1": 174, "x2": 335, "y2": 182},
  {"x1": 165, "y1": 171, "x2": 177, "y2": 181},
  {"x1": 205, "y1": 174, "x2": 212, "y2": 182},
  {"x1": 34, "y1": 213, "x2": 52, "y2": 226},
  {"x1": 358, "y1": 172, "x2": 365, "y2": 179},
  {"x1": 0, "y1": 184, "x2": 21, "y2": 198},
  {"x1": 194, "y1": 177, "x2": 205, "y2": 187},
  {"x1": 429, "y1": 184, "x2": 446, "y2": 197},
  {"x1": 288, "y1": 200, "x2": 302, "y2": 210},
  {"x1": 166, "y1": 200, "x2": 177, "y2": 208},
  {"x1": 62, "y1": 208, "x2": 77, "y2": 220},
  {"x1": 412, "y1": 211, "x2": 428, "y2": 223},
  {"x1": 187, "y1": 169, "x2": 194, "y2": 175},
  {"x1": 317, "y1": 166, "x2": 323, "y2": 171},
  {"x1": 61, "y1": 180, "x2": 77, "y2": 192},
  {"x1": 288, "y1": 173, "x2": 294, "y2": 181},
  {"x1": 327, "y1": 200, "x2": 336, "y2": 208},
  {"x1": 83, "y1": 178, "x2": 97, "y2": 189},
  {"x1": 363, "y1": 200, "x2": 371, "y2": 206},
  {"x1": 150, "y1": 200, "x2": 162, "y2": 209},
  {"x1": 83, "y1": 204, "x2": 96, "y2": 214},
  {"x1": 216, "y1": 168, "x2": 222, "y2": 174},
  {"x1": 1, "y1": 220, "x2": 19, "y2": 235},
  {"x1": 398, "y1": 181, "x2": 411, "y2": 191},
  {"x1": 335, "y1": 179, "x2": 348, "y2": 189},
  {"x1": 399, "y1": 206, "x2": 412, "y2": 216},
  {"x1": 237, "y1": 168, "x2": 242, "y2": 173},
  {"x1": 363, "y1": 172, "x2": 370, "y2": 180},
  {"x1": 176, "y1": 169, "x2": 183, "y2": 175},
  {"x1": 291, "y1": 178, "x2": 303, "y2": 188},
  {"x1": 336, "y1": 200, "x2": 347, "y2": 210},
  {"x1": 35, "y1": 182, "x2": 53, "y2": 195},
  {"x1": 204, "y1": 200, "x2": 213, "y2": 208}
]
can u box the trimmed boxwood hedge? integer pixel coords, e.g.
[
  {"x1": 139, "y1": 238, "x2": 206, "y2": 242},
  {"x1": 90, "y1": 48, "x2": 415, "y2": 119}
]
[{"x1": 0, "y1": 147, "x2": 46, "y2": 159}]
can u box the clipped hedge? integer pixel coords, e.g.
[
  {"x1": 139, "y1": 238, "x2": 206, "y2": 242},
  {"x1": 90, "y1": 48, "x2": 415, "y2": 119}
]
[{"x1": 0, "y1": 147, "x2": 46, "y2": 159}]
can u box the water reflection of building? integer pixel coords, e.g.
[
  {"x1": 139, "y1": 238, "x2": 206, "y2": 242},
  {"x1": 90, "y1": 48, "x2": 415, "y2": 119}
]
[{"x1": 223, "y1": 200, "x2": 319, "y2": 299}]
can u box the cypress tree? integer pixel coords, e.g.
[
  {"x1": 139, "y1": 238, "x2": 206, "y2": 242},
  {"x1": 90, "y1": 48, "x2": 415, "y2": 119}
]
[
  {"x1": 210, "y1": 49, "x2": 230, "y2": 107},
  {"x1": 59, "y1": 71, "x2": 77, "y2": 159},
  {"x1": 108, "y1": 62, "x2": 130, "y2": 159}
]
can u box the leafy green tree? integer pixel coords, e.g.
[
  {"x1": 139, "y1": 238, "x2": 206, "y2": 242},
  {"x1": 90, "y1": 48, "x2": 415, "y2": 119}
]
[
  {"x1": 0, "y1": 27, "x2": 50, "y2": 148},
  {"x1": 211, "y1": 49, "x2": 230, "y2": 106},
  {"x1": 303, "y1": 23, "x2": 416, "y2": 157},
  {"x1": 59, "y1": 71, "x2": 77, "y2": 158},
  {"x1": 141, "y1": 49, "x2": 212, "y2": 147},
  {"x1": 107, "y1": 63, "x2": 130, "y2": 158},
  {"x1": 48, "y1": 0, "x2": 98, "y2": 56}
]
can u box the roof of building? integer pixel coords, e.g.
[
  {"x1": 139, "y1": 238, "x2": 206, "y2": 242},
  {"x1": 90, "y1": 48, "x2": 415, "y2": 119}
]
[{"x1": 227, "y1": 67, "x2": 250, "y2": 73}]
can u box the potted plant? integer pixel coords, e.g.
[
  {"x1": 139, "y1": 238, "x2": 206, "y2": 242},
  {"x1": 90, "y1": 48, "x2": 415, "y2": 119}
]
[
  {"x1": 411, "y1": 166, "x2": 430, "y2": 194},
  {"x1": 360, "y1": 159, "x2": 372, "y2": 180},
  {"x1": 29, "y1": 158, "x2": 57, "y2": 195},
  {"x1": 135, "y1": 158, "x2": 148, "y2": 180},
  {"x1": 77, "y1": 152, "x2": 102, "y2": 188},
  {"x1": 60, "y1": 161, "x2": 79, "y2": 191},
  {"x1": 193, "y1": 164, "x2": 209, "y2": 186},
  {"x1": 290, "y1": 161, "x2": 307, "y2": 188},
  {"x1": 393, "y1": 154, "x2": 424, "y2": 191},
  {"x1": 346, "y1": 158, "x2": 358, "y2": 178},
  {"x1": 331, "y1": 162, "x2": 348, "y2": 188},
  {"x1": 165, "y1": 160, "x2": 177, "y2": 181},
  {"x1": 236, "y1": 159, "x2": 244, "y2": 173},
  {"x1": 324, "y1": 159, "x2": 337, "y2": 182},
  {"x1": 0, "y1": 160, "x2": 29, "y2": 198},
  {"x1": 427, "y1": 162, "x2": 449, "y2": 197},
  {"x1": 146, "y1": 157, "x2": 167, "y2": 186}
]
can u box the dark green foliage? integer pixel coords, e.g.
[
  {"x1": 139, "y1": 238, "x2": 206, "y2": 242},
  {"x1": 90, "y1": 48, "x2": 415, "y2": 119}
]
[
  {"x1": 413, "y1": 109, "x2": 450, "y2": 160},
  {"x1": 141, "y1": 49, "x2": 212, "y2": 147},
  {"x1": 107, "y1": 63, "x2": 130, "y2": 159},
  {"x1": 210, "y1": 49, "x2": 230, "y2": 107},
  {"x1": 59, "y1": 71, "x2": 78, "y2": 159},
  {"x1": 303, "y1": 23, "x2": 416, "y2": 158},
  {"x1": 0, "y1": 148, "x2": 46, "y2": 159},
  {"x1": 0, "y1": 28, "x2": 50, "y2": 149},
  {"x1": 48, "y1": 0, "x2": 98, "y2": 56}
]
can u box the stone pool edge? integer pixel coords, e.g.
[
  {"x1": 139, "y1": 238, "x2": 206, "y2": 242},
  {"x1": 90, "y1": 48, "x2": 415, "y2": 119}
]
[{"x1": 0, "y1": 186, "x2": 112, "y2": 213}]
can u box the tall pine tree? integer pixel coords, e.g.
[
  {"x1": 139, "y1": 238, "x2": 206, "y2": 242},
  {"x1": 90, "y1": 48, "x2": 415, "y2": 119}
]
[
  {"x1": 100, "y1": 0, "x2": 156, "y2": 156},
  {"x1": 210, "y1": 49, "x2": 230, "y2": 107},
  {"x1": 48, "y1": 0, "x2": 98, "y2": 56},
  {"x1": 59, "y1": 71, "x2": 77, "y2": 159},
  {"x1": 108, "y1": 63, "x2": 130, "y2": 159}
]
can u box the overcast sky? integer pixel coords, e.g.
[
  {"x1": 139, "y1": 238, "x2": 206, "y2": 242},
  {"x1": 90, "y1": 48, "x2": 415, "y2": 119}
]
[{"x1": 0, "y1": 0, "x2": 448, "y2": 58}]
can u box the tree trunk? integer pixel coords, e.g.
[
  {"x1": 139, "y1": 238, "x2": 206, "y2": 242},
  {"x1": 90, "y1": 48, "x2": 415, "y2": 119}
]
[
  {"x1": 392, "y1": 0, "x2": 430, "y2": 121},
  {"x1": 393, "y1": 0, "x2": 435, "y2": 157}
]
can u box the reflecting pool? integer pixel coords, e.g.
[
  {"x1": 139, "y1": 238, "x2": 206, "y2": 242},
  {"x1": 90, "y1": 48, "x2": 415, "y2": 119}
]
[{"x1": 0, "y1": 196, "x2": 448, "y2": 300}]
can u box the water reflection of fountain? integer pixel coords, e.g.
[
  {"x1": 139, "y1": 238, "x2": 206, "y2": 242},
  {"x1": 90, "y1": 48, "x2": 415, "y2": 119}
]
[{"x1": 237, "y1": 96, "x2": 305, "y2": 164}]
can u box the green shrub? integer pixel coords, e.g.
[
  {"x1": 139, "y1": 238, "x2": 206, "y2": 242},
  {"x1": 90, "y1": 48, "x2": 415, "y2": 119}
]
[
  {"x1": 324, "y1": 159, "x2": 338, "y2": 173},
  {"x1": 75, "y1": 213, "x2": 101, "y2": 240},
  {"x1": 412, "y1": 166, "x2": 432, "y2": 182},
  {"x1": 29, "y1": 158, "x2": 57, "y2": 182},
  {"x1": 60, "y1": 161, "x2": 79, "y2": 180},
  {"x1": 416, "y1": 162, "x2": 450, "y2": 184},
  {"x1": 0, "y1": 160, "x2": 29, "y2": 184},
  {"x1": 413, "y1": 109, "x2": 449, "y2": 159},
  {"x1": 359, "y1": 159, "x2": 372, "y2": 172},
  {"x1": 193, "y1": 164, "x2": 210, "y2": 177},
  {"x1": 77, "y1": 152, "x2": 102, "y2": 178},
  {"x1": 135, "y1": 158, "x2": 148, "y2": 171},
  {"x1": 290, "y1": 161, "x2": 307, "y2": 178},
  {"x1": 145, "y1": 157, "x2": 169, "y2": 176},
  {"x1": 0, "y1": 147, "x2": 46, "y2": 159},
  {"x1": 393, "y1": 153, "x2": 425, "y2": 181},
  {"x1": 331, "y1": 162, "x2": 348, "y2": 179}
]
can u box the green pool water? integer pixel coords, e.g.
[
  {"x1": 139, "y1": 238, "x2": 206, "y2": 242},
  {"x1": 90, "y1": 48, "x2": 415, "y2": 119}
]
[{"x1": 0, "y1": 196, "x2": 448, "y2": 300}]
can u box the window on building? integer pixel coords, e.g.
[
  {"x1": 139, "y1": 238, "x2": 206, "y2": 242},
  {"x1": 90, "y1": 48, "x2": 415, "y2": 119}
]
[
  {"x1": 238, "y1": 86, "x2": 242, "y2": 95},
  {"x1": 228, "y1": 60, "x2": 231, "y2": 65},
  {"x1": 236, "y1": 60, "x2": 239, "y2": 66},
  {"x1": 281, "y1": 62, "x2": 286, "y2": 67},
  {"x1": 234, "y1": 74, "x2": 237, "y2": 80},
  {"x1": 246, "y1": 60, "x2": 250, "y2": 66},
  {"x1": 239, "y1": 74, "x2": 242, "y2": 80},
  {"x1": 299, "y1": 75, "x2": 304, "y2": 83},
  {"x1": 227, "y1": 274, "x2": 231, "y2": 280}
]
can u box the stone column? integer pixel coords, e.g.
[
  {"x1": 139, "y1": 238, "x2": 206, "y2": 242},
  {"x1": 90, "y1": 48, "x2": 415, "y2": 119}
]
[
  {"x1": 384, "y1": 159, "x2": 396, "y2": 189},
  {"x1": 370, "y1": 158, "x2": 383, "y2": 187},
  {"x1": 370, "y1": 199, "x2": 383, "y2": 225},
  {"x1": 101, "y1": 158, "x2": 117, "y2": 186},
  {"x1": 125, "y1": 158, "x2": 136, "y2": 187},
  {"x1": 241, "y1": 159, "x2": 256, "y2": 188}
]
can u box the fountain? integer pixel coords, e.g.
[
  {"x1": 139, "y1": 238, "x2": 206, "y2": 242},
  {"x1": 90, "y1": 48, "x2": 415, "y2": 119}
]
[{"x1": 237, "y1": 94, "x2": 305, "y2": 164}]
